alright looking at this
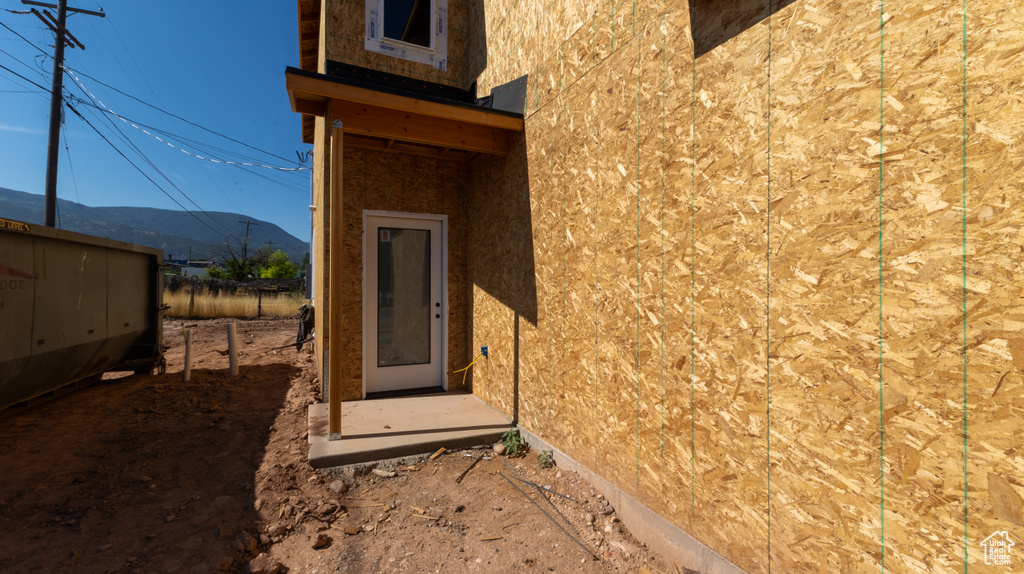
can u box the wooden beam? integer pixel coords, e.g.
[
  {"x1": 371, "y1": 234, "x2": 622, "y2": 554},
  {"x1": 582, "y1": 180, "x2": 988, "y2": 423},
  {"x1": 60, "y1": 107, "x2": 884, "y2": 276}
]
[
  {"x1": 328, "y1": 107, "x2": 344, "y2": 440},
  {"x1": 286, "y1": 70, "x2": 524, "y2": 131},
  {"x1": 343, "y1": 133, "x2": 473, "y2": 161},
  {"x1": 295, "y1": 98, "x2": 326, "y2": 117},
  {"x1": 331, "y1": 98, "x2": 511, "y2": 154}
]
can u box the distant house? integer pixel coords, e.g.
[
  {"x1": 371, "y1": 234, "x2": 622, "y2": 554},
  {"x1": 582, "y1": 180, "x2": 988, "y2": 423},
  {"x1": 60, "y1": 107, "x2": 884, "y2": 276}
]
[
  {"x1": 163, "y1": 258, "x2": 215, "y2": 278},
  {"x1": 285, "y1": 1, "x2": 1024, "y2": 572}
]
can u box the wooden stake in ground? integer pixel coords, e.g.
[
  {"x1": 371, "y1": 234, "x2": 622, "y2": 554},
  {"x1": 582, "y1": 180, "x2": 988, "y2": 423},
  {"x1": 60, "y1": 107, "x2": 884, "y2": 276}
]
[
  {"x1": 227, "y1": 323, "x2": 238, "y2": 377},
  {"x1": 182, "y1": 326, "x2": 192, "y2": 382}
]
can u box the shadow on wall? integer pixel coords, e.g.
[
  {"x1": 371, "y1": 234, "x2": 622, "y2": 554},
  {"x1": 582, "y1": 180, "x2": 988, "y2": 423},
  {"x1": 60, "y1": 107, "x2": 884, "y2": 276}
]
[
  {"x1": 468, "y1": 131, "x2": 537, "y2": 326},
  {"x1": 465, "y1": 0, "x2": 489, "y2": 92},
  {"x1": 690, "y1": 0, "x2": 796, "y2": 58},
  {"x1": 467, "y1": 131, "x2": 536, "y2": 422}
]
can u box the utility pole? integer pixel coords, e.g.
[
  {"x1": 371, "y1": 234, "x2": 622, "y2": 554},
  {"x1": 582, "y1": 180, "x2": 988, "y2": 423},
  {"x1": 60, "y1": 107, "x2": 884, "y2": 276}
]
[
  {"x1": 21, "y1": 0, "x2": 104, "y2": 227},
  {"x1": 238, "y1": 219, "x2": 259, "y2": 261}
]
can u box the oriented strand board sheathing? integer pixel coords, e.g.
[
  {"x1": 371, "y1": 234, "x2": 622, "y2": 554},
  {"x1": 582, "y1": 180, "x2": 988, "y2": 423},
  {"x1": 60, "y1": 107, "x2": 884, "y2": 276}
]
[
  {"x1": 323, "y1": 0, "x2": 480, "y2": 89},
  {"x1": 295, "y1": 0, "x2": 1024, "y2": 571},
  {"x1": 320, "y1": 145, "x2": 471, "y2": 401},
  {"x1": 468, "y1": 131, "x2": 535, "y2": 419},
  {"x1": 560, "y1": 70, "x2": 599, "y2": 464},
  {"x1": 659, "y1": 1, "x2": 697, "y2": 531},
  {"x1": 877, "y1": 2, "x2": 976, "y2": 572},
  {"x1": 764, "y1": 2, "x2": 886, "y2": 572},
  {"x1": 312, "y1": 116, "x2": 330, "y2": 385},
  {"x1": 688, "y1": 8, "x2": 770, "y2": 573},
  {"x1": 964, "y1": 1, "x2": 1024, "y2": 567},
  {"x1": 636, "y1": 18, "x2": 668, "y2": 509},
  {"x1": 533, "y1": 103, "x2": 561, "y2": 444},
  {"x1": 593, "y1": 43, "x2": 641, "y2": 499}
]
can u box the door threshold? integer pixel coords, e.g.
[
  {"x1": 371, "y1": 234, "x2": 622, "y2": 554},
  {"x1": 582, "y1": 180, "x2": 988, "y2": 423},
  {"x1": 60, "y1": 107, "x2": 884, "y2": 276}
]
[{"x1": 364, "y1": 386, "x2": 445, "y2": 400}]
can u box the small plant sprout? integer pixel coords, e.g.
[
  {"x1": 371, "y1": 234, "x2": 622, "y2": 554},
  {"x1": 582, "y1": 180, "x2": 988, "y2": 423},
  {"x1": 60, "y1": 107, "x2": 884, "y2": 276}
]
[
  {"x1": 538, "y1": 449, "x2": 554, "y2": 469},
  {"x1": 501, "y1": 428, "x2": 524, "y2": 458}
]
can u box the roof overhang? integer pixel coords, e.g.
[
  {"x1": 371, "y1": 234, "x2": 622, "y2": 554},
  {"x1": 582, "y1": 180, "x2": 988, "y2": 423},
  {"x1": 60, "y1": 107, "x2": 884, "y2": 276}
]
[
  {"x1": 297, "y1": 0, "x2": 321, "y2": 141},
  {"x1": 286, "y1": 67, "x2": 524, "y2": 159}
]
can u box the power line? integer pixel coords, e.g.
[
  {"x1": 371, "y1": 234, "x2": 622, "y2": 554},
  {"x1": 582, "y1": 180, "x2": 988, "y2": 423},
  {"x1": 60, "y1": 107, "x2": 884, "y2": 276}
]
[
  {"x1": 65, "y1": 101, "x2": 232, "y2": 241},
  {"x1": 64, "y1": 65, "x2": 308, "y2": 168},
  {"x1": 0, "y1": 60, "x2": 48, "y2": 91},
  {"x1": 0, "y1": 18, "x2": 48, "y2": 54},
  {"x1": 62, "y1": 75, "x2": 284, "y2": 236},
  {"x1": 63, "y1": 78, "x2": 311, "y2": 198},
  {"x1": 60, "y1": 121, "x2": 86, "y2": 221},
  {"x1": 0, "y1": 45, "x2": 48, "y2": 80},
  {"x1": 65, "y1": 87, "x2": 234, "y2": 236}
]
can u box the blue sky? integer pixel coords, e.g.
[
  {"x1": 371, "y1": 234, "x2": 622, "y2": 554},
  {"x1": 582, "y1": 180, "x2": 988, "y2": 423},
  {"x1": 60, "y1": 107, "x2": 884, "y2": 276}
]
[{"x1": 0, "y1": 0, "x2": 313, "y2": 241}]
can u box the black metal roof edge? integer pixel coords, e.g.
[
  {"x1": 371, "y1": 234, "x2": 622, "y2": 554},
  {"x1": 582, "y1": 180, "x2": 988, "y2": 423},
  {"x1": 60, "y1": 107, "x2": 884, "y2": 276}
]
[
  {"x1": 285, "y1": 66, "x2": 524, "y2": 120},
  {"x1": 326, "y1": 60, "x2": 476, "y2": 103}
]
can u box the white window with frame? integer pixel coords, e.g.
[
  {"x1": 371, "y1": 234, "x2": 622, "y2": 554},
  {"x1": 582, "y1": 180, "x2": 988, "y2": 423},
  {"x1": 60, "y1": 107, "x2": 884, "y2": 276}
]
[{"x1": 365, "y1": 0, "x2": 448, "y2": 71}]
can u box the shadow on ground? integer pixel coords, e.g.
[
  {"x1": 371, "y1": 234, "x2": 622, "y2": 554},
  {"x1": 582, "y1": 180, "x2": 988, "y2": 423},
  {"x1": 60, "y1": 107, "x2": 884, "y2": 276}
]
[{"x1": 0, "y1": 362, "x2": 299, "y2": 573}]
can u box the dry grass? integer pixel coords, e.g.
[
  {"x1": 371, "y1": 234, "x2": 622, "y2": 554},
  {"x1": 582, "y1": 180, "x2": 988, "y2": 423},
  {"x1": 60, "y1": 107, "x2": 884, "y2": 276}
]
[{"x1": 164, "y1": 289, "x2": 304, "y2": 319}]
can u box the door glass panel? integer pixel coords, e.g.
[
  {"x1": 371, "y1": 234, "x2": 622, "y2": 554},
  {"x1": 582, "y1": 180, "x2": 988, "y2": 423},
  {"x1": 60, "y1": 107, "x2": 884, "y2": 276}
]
[{"x1": 377, "y1": 227, "x2": 431, "y2": 367}]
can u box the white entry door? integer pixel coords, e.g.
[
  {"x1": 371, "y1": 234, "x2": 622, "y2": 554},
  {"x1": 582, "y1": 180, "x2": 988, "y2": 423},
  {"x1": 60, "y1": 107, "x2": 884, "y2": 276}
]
[{"x1": 364, "y1": 212, "x2": 446, "y2": 394}]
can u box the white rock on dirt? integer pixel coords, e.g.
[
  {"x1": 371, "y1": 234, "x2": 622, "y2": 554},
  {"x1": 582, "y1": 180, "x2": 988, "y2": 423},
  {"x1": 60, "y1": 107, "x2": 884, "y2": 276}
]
[{"x1": 329, "y1": 480, "x2": 347, "y2": 494}]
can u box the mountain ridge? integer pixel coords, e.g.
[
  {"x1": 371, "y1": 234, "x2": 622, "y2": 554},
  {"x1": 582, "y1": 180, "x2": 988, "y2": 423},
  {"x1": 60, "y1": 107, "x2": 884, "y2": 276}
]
[{"x1": 0, "y1": 187, "x2": 308, "y2": 263}]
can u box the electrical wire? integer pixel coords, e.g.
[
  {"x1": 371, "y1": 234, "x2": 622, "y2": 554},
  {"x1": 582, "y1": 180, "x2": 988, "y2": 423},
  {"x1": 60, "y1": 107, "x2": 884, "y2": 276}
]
[
  {"x1": 64, "y1": 97, "x2": 310, "y2": 194},
  {"x1": 63, "y1": 79, "x2": 236, "y2": 236},
  {"x1": 0, "y1": 19, "x2": 48, "y2": 54},
  {"x1": 0, "y1": 60, "x2": 48, "y2": 91},
  {"x1": 64, "y1": 65, "x2": 308, "y2": 167},
  {"x1": 64, "y1": 102, "x2": 232, "y2": 241},
  {"x1": 60, "y1": 122, "x2": 86, "y2": 220},
  {"x1": 453, "y1": 353, "x2": 484, "y2": 389},
  {"x1": 71, "y1": 91, "x2": 229, "y2": 233},
  {"x1": 65, "y1": 69, "x2": 307, "y2": 174},
  {"x1": 0, "y1": 45, "x2": 48, "y2": 80}
]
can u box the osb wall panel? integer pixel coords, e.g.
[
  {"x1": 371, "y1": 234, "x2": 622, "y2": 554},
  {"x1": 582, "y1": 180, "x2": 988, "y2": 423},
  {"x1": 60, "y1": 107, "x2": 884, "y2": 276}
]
[
  {"x1": 535, "y1": 101, "x2": 561, "y2": 446},
  {"x1": 964, "y1": 1, "x2": 1024, "y2": 571},
  {"x1": 328, "y1": 146, "x2": 471, "y2": 401},
  {"x1": 660, "y1": 1, "x2": 697, "y2": 535},
  {"x1": 874, "y1": 2, "x2": 972, "y2": 571},
  {"x1": 312, "y1": 116, "x2": 330, "y2": 386},
  {"x1": 324, "y1": 0, "x2": 484, "y2": 91},
  {"x1": 764, "y1": 1, "x2": 885, "y2": 572},
  {"x1": 561, "y1": 69, "x2": 599, "y2": 465},
  {"x1": 689, "y1": 8, "x2": 771, "y2": 573},
  {"x1": 466, "y1": 130, "x2": 537, "y2": 422},
  {"x1": 463, "y1": 0, "x2": 1024, "y2": 572},
  {"x1": 594, "y1": 43, "x2": 642, "y2": 500},
  {"x1": 636, "y1": 16, "x2": 668, "y2": 510}
]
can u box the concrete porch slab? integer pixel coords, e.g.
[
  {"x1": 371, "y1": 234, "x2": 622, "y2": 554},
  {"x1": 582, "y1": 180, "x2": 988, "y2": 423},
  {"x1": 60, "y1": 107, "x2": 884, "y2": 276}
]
[{"x1": 307, "y1": 392, "x2": 512, "y2": 468}]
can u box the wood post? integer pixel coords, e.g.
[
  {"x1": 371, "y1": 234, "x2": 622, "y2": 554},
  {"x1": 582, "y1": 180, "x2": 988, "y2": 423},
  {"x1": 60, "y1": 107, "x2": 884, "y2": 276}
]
[
  {"x1": 182, "y1": 325, "x2": 192, "y2": 382},
  {"x1": 328, "y1": 106, "x2": 344, "y2": 440}
]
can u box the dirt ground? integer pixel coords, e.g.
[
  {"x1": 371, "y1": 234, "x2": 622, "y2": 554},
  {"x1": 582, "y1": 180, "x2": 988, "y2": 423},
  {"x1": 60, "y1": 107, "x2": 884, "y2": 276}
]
[{"x1": 0, "y1": 319, "x2": 685, "y2": 574}]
